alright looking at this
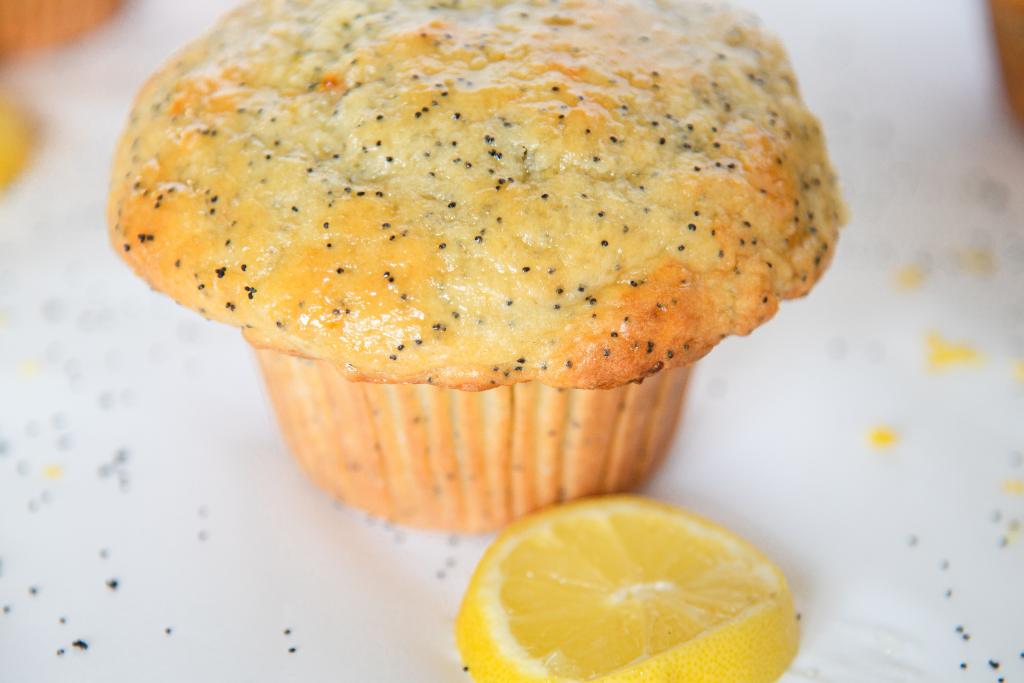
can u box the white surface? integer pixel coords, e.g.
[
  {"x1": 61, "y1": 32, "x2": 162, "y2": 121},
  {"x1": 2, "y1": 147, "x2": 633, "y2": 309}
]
[{"x1": 1, "y1": 1, "x2": 1023, "y2": 681}]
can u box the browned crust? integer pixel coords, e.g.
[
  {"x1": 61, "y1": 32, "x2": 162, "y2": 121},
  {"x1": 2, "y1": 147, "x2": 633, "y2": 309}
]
[{"x1": 243, "y1": 259, "x2": 784, "y2": 392}]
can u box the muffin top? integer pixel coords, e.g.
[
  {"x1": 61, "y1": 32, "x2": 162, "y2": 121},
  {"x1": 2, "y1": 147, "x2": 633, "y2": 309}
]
[{"x1": 109, "y1": 0, "x2": 845, "y2": 390}]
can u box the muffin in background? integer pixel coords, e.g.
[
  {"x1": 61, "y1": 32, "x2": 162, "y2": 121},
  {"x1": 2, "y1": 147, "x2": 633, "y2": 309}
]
[
  {"x1": 991, "y1": 0, "x2": 1024, "y2": 121},
  {"x1": 109, "y1": 0, "x2": 846, "y2": 531},
  {"x1": 0, "y1": 0, "x2": 121, "y2": 54}
]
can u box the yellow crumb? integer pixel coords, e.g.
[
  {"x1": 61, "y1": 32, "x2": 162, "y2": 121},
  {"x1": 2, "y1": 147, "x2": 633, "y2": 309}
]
[
  {"x1": 957, "y1": 248, "x2": 995, "y2": 276},
  {"x1": 894, "y1": 265, "x2": 925, "y2": 290},
  {"x1": 1013, "y1": 360, "x2": 1024, "y2": 383},
  {"x1": 867, "y1": 426, "x2": 899, "y2": 449},
  {"x1": 42, "y1": 464, "x2": 64, "y2": 480},
  {"x1": 16, "y1": 359, "x2": 40, "y2": 378},
  {"x1": 1008, "y1": 519, "x2": 1021, "y2": 545},
  {"x1": 0, "y1": 97, "x2": 31, "y2": 189},
  {"x1": 926, "y1": 333, "x2": 983, "y2": 371},
  {"x1": 1002, "y1": 479, "x2": 1024, "y2": 496}
]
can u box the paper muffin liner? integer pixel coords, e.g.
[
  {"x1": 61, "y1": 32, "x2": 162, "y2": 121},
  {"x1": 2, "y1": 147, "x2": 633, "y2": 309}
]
[
  {"x1": 256, "y1": 348, "x2": 691, "y2": 532},
  {"x1": 0, "y1": 0, "x2": 121, "y2": 53},
  {"x1": 991, "y1": 0, "x2": 1024, "y2": 121}
]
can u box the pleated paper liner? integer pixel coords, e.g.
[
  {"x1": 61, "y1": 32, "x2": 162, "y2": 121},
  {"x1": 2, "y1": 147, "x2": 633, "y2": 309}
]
[{"x1": 256, "y1": 348, "x2": 690, "y2": 532}]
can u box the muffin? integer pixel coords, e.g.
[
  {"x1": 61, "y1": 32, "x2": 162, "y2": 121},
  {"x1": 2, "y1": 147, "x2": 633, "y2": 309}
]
[
  {"x1": 0, "y1": 0, "x2": 121, "y2": 54},
  {"x1": 109, "y1": 0, "x2": 846, "y2": 531},
  {"x1": 991, "y1": 0, "x2": 1024, "y2": 121}
]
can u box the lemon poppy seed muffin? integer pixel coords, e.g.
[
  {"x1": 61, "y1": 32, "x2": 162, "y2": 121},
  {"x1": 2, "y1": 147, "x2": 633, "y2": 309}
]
[{"x1": 109, "y1": 0, "x2": 845, "y2": 530}]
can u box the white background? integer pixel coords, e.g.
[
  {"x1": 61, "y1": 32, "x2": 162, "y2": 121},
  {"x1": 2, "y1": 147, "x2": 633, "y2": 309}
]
[{"x1": 1, "y1": 1, "x2": 1022, "y2": 681}]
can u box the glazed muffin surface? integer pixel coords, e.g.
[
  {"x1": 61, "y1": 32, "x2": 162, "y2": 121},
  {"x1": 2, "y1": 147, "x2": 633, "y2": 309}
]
[{"x1": 110, "y1": 0, "x2": 845, "y2": 390}]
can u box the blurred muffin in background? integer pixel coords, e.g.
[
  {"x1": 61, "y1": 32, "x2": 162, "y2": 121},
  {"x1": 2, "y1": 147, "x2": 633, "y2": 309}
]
[
  {"x1": 0, "y1": 0, "x2": 121, "y2": 54},
  {"x1": 991, "y1": 0, "x2": 1024, "y2": 121}
]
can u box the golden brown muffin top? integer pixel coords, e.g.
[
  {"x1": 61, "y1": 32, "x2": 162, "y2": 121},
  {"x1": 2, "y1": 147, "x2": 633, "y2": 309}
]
[{"x1": 109, "y1": 0, "x2": 846, "y2": 390}]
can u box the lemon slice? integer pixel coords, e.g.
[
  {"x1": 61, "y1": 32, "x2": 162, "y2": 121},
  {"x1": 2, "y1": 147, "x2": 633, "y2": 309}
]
[
  {"x1": 456, "y1": 496, "x2": 798, "y2": 682},
  {"x1": 0, "y1": 98, "x2": 31, "y2": 190}
]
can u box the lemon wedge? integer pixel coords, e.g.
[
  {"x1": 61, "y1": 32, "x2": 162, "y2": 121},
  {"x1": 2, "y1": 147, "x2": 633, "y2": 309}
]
[
  {"x1": 0, "y1": 98, "x2": 31, "y2": 190},
  {"x1": 456, "y1": 495, "x2": 798, "y2": 683}
]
